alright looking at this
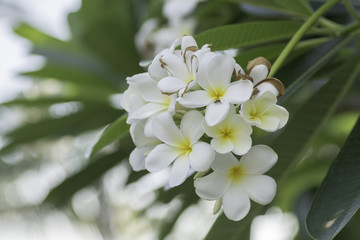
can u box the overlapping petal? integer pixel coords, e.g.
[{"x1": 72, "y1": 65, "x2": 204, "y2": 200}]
[
  {"x1": 240, "y1": 145, "x2": 278, "y2": 174},
  {"x1": 194, "y1": 172, "x2": 230, "y2": 200},
  {"x1": 222, "y1": 185, "x2": 251, "y2": 221}
]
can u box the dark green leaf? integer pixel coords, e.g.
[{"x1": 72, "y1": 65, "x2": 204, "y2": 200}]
[
  {"x1": 231, "y1": 0, "x2": 312, "y2": 17},
  {"x1": 195, "y1": 21, "x2": 304, "y2": 51},
  {"x1": 89, "y1": 115, "x2": 129, "y2": 157},
  {"x1": 204, "y1": 55, "x2": 360, "y2": 240},
  {"x1": 307, "y1": 115, "x2": 360, "y2": 240},
  {"x1": 277, "y1": 33, "x2": 358, "y2": 104},
  {"x1": 45, "y1": 134, "x2": 133, "y2": 207}
]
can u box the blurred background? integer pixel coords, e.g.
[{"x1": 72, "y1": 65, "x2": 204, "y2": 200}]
[{"x1": 0, "y1": 0, "x2": 359, "y2": 239}]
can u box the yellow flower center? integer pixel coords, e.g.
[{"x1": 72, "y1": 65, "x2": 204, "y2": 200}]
[
  {"x1": 209, "y1": 88, "x2": 225, "y2": 101},
  {"x1": 228, "y1": 165, "x2": 244, "y2": 182},
  {"x1": 178, "y1": 139, "x2": 192, "y2": 155}
]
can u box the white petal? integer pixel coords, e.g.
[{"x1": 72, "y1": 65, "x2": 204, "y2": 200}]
[
  {"x1": 194, "y1": 172, "x2": 230, "y2": 200},
  {"x1": 264, "y1": 105, "x2": 289, "y2": 129},
  {"x1": 253, "y1": 91, "x2": 277, "y2": 114},
  {"x1": 169, "y1": 154, "x2": 190, "y2": 187},
  {"x1": 189, "y1": 142, "x2": 215, "y2": 171},
  {"x1": 135, "y1": 76, "x2": 169, "y2": 103},
  {"x1": 223, "y1": 80, "x2": 253, "y2": 104},
  {"x1": 180, "y1": 111, "x2": 204, "y2": 142},
  {"x1": 228, "y1": 113, "x2": 253, "y2": 135},
  {"x1": 257, "y1": 115, "x2": 281, "y2": 132},
  {"x1": 145, "y1": 144, "x2": 181, "y2": 172},
  {"x1": 207, "y1": 55, "x2": 235, "y2": 89},
  {"x1": 148, "y1": 50, "x2": 168, "y2": 81},
  {"x1": 130, "y1": 102, "x2": 165, "y2": 120},
  {"x1": 222, "y1": 184, "x2": 251, "y2": 221},
  {"x1": 196, "y1": 52, "x2": 217, "y2": 90},
  {"x1": 257, "y1": 82, "x2": 280, "y2": 97},
  {"x1": 211, "y1": 152, "x2": 239, "y2": 174},
  {"x1": 241, "y1": 175, "x2": 276, "y2": 205},
  {"x1": 161, "y1": 53, "x2": 190, "y2": 80},
  {"x1": 177, "y1": 90, "x2": 212, "y2": 108},
  {"x1": 249, "y1": 64, "x2": 269, "y2": 85},
  {"x1": 202, "y1": 121, "x2": 222, "y2": 138},
  {"x1": 240, "y1": 145, "x2": 278, "y2": 174},
  {"x1": 129, "y1": 148, "x2": 147, "y2": 171},
  {"x1": 167, "y1": 94, "x2": 177, "y2": 115},
  {"x1": 130, "y1": 121, "x2": 159, "y2": 148},
  {"x1": 144, "y1": 115, "x2": 156, "y2": 138},
  {"x1": 231, "y1": 134, "x2": 252, "y2": 155},
  {"x1": 211, "y1": 136, "x2": 233, "y2": 154},
  {"x1": 205, "y1": 101, "x2": 230, "y2": 126},
  {"x1": 152, "y1": 112, "x2": 183, "y2": 146},
  {"x1": 235, "y1": 63, "x2": 245, "y2": 75},
  {"x1": 158, "y1": 76, "x2": 186, "y2": 94},
  {"x1": 181, "y1": 36, "x2": 198, "y2": 54}
]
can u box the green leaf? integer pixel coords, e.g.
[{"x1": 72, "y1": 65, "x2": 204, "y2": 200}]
[
  {"x1": 0, "y1": 106, "x2": 122, "y2": 154},
  {"x1": 277, "y1": 34, "x2": 357, "y2": 104},
  {"x1": 45, "y1": 134, "x2": 133, "y2": 207},
  {"x1": 231, "y1": 0, "x2": 312, "y2": 17},
  {"x1": 307, "y1": 115, "x2": 360, "y2": 240},
  {"x1": 89, "y1": 115, "x2": 129, "y2": 157},
  {"x1": 235, "y1": 37, "x2": 330, "y2": 68},
  {"x1": 204, "y1": 55, "x2": 360, "y2": 240},
  {"x1": 195, "y1": 21, "x2": 305, "y2": 51}
]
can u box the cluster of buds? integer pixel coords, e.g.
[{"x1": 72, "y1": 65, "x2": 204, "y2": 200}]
[{"x1": 120, "y1": 36, "x2": 289, "y2": 221}]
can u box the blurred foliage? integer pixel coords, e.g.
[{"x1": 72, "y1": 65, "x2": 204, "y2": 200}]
[{"x1": 1, "y1": 0, "x2": 360, "y2": 239}]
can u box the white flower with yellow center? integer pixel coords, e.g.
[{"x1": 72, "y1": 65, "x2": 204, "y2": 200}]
[
  {"x1": 177, "y1": 52, "x2": 253, "y2": 126},
  {"x1": 123, "y1": 73, "x2": 177, "y2": 137},
  {"x1": 194, "y1": 145, "x2": 277, "y2": 221},
  {"x1": 203, "y1": 108, "x2": 252, "y2": 155},
  {"x1": 145, "y1": 111, "x2": 215, "y2": 187},
  {"x1": 156, "y1": 36, "x2": 209, "y2": 95},
  {"x1": 129, "y1": 121, "x2": 161, "y2": 171},
  {"x1": 240, "y1": 91, "x2": 289, "y2": 132}
]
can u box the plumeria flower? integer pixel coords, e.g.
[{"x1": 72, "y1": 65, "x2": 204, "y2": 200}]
[
  {"x1": 194, "y1": 145, "x2": 277, "y2": 221},
  {"x1": 121, "y1": 73, "x2": 177, "y2": 137},
  {"x1": 178, "y1": 52, "x2": 253, "y2": 126},
  {"x1": 246, "y1": 57, "x2": 285, "y2": 97},
  {"x1": 156, "y1": 36, "x2": 210, "y2": 95},
  {"x1": 203, "y1": 107, "x2": 252, "y2": 155},
  {"x1": 129, "y1": 121, "x2": 161, "y2": 171},
  {"x1": 145, "y1": 111, "x2": 215, "y2": 187},
  {"x1": 240, "y1": 91, "x2": 289, "y2": 132}
]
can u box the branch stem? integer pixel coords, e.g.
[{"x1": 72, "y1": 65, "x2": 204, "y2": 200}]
[{"x1": 269, "y1": 0, "x2": 343, "y2": 77}]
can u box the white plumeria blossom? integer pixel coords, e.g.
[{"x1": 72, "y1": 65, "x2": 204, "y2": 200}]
[
  {"x1": 129, "y1": 121, "x2": 161, "y2": 171},
  {"x1": 122, "y1": 34, "x2": 290, "y2": 221},
  {"x1": 194, "y1": 145, "x2": 277, "y2": 221},
  {"x1": 157, "y1": 36, "x2": 210, "y2": 95},
  {"x1": 178, "y1": 52, "x2": 253, "y2": 126},
  {"x1": 203, "y1": 107, "x2": 252, "y2": 155},
  {"x1": 145, "y1": 111, "x2": 215, "y2": 187},
  {"x1": 240, "y1": 91, "x2": 289, "y2": 132},
  {"x1": 121, "y1": 72, "x2": 177, "y2": 137}
]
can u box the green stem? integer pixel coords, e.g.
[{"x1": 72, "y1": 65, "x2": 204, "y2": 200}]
[
  {"x1": 344, "y1": 0, "x2": 360, "y2": 22},
  {"x1": 269, "y1": 0, "x2": 342, "y2": 77},
  {"x1": 318, "y1": 17, "x2": 343, "y2": 29}
]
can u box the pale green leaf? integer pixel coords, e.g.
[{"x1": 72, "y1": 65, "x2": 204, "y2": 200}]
[{"x1": 89, "y1": 115, "x2": 129, "y2": 157}]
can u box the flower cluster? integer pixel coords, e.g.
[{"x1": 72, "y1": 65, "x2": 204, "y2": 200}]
[{"x1": 121, "y1": 36, "x2": 289, "y2": 221}]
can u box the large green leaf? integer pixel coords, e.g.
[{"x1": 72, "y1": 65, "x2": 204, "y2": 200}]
[
  {"x1": 195, "y1": 21, "x2": 306, "y2": 51},
  {"x1": 235, "y1": 37, "x2": 330, "y2": 68},
  {"x1": 89, "y1": 115, "x2": 129, "y2": 157},
  {"x1": 231, "y1": 0, "x2": 313, "y2": 17},
  {"x1": 307, "y1": 116, "x2": 360, "y2": 239},
  {"x1": 70, "y1": 0, "x2": 142, "y2": 76},
  {"x1": 45, "y1": 134, "x2": 133, "y2": 207},
  {"x1": 277, "y1": 33, "x2": 358, "y2": 104},
  {"x1": 0, "y1": 106, "x2": 122, "y2": 154},
  {"x1": 204, "y1": 56, "x2": 360, "y2": 240}
]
